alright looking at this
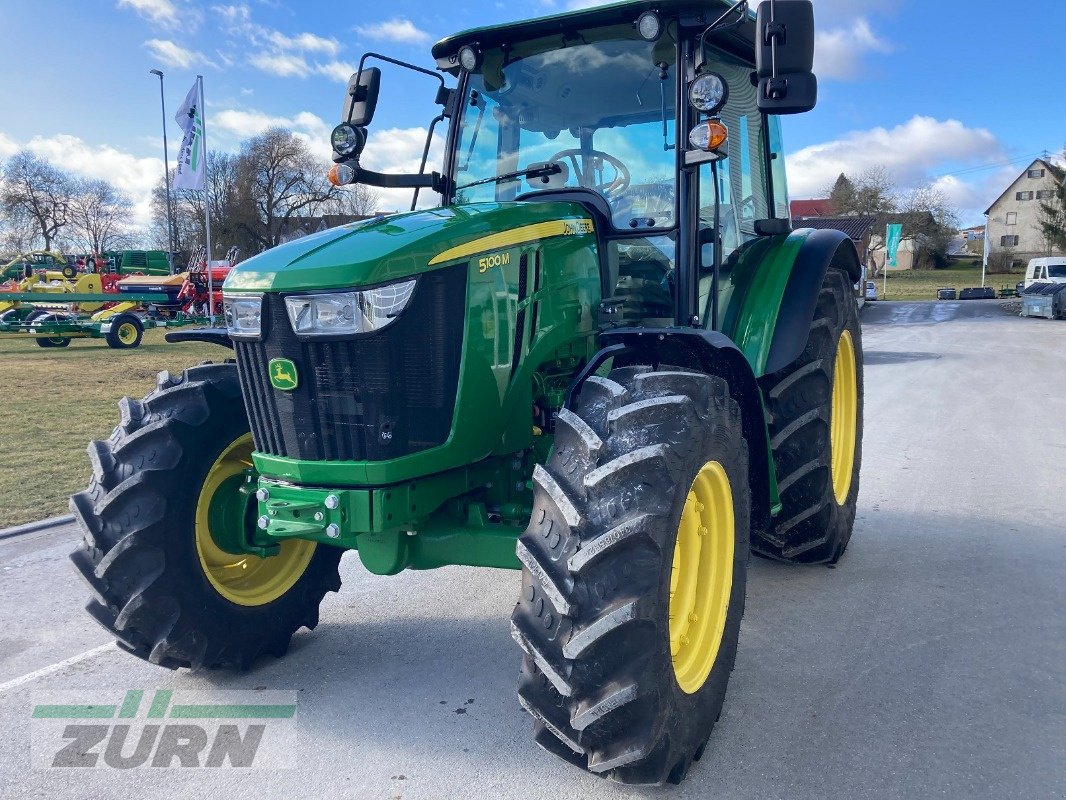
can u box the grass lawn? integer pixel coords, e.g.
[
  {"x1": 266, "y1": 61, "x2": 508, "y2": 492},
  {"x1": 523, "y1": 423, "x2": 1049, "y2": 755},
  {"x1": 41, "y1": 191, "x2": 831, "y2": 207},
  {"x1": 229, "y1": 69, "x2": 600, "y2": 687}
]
[
  {"x1": 0, "y1": 329, "x2": 220, "y2": 528},
  {"x1": 873, "y1": 258, "x2": 1021, "y2": 301}
]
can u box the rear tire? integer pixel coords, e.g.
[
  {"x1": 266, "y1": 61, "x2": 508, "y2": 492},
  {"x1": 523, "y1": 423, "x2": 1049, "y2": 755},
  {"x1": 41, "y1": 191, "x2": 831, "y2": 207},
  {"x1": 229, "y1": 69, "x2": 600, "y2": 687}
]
[
  {"x1": 69, "y1": 362, "x2": 343, "y2": 670},
  {"x1": 512, "y1": 365, "x2": 750, "y2": 785},
  {"x1": 755, "y1": 266, "x2": 863, "y2": 563}
]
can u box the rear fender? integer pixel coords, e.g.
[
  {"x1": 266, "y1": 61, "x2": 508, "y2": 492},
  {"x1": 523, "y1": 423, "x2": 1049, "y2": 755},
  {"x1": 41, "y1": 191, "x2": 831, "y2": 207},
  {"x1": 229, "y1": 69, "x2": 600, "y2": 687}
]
[
  {"x1": 721, "y1": 229, "x2": 861, "y2": 377},
  {"x1": 582, "y1": 327, "x2": 776, "y2": 532}
]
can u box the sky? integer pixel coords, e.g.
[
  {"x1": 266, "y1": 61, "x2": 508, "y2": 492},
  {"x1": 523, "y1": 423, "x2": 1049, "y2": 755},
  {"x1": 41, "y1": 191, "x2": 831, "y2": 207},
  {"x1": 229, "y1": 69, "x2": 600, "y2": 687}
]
[{"x1": 0, "y1": 0, "x2": 1063, "y2": 234}]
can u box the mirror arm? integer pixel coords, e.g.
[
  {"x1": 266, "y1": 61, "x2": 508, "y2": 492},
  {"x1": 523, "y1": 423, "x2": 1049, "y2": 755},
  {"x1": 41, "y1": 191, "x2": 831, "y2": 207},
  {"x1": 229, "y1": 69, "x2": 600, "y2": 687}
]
[
  {"x1": 341, "y1": 163, "x2": 445, "y2": 192},
  {"x1": 411, "y1": 113, "x2": 447, "y2": 211}
]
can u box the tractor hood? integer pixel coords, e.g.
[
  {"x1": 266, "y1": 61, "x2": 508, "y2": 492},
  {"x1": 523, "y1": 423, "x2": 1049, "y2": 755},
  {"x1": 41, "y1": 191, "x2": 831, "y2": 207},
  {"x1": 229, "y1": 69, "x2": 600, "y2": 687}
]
[{"x1": 223, "y1": 201, "x2": 590, "y2": 293}]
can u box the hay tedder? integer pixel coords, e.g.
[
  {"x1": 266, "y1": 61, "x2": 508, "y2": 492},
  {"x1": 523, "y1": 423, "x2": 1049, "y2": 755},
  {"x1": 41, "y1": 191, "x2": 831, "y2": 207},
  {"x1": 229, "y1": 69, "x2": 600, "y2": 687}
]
[{"x1": 72, "y1": 0, "x2": 863, "y2": 785}]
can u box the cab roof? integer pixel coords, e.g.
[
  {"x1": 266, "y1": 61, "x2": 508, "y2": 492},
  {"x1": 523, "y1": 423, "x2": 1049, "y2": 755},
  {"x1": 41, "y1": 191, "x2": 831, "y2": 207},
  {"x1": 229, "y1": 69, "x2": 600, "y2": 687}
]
[{"x1": 432, "y1": 0, "x2": 757, "y2": 66}]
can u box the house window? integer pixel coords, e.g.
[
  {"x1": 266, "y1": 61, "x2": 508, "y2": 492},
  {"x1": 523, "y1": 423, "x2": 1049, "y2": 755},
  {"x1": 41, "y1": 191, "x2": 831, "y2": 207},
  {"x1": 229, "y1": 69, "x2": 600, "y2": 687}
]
[
  {"x1": 1016, "y1": 191, "x2": 1034, "y2": 201},
  {"x1": 1028, "y1": 169, "x2": 1045, "y2": 179},
  {"x1": 1036, "y1": 190, "x2": 1055, "y2": 200},
  {"x1": 1000, "y1": 235, "x2": 1019, "y2": 247},
  {"x1": 1005, "y1": 212, "x2": 1017, "y2": 225}
]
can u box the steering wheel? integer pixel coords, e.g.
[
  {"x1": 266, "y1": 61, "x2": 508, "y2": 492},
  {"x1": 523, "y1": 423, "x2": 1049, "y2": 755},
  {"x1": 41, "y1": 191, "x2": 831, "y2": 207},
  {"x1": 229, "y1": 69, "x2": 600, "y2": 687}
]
[{"x1": 549, "y1": 148, "x2": 631, "y2": 196}]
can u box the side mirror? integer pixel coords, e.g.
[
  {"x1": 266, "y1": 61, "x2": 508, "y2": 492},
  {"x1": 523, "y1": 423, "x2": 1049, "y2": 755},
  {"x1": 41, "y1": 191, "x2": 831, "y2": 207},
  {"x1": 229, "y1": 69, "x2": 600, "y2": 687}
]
[
  {"x1": 755, "y1": 1, "x2": 817, "y2": 115},
  {"x1": 342, "y1": 67, "x2": 382, "y2": 126}
]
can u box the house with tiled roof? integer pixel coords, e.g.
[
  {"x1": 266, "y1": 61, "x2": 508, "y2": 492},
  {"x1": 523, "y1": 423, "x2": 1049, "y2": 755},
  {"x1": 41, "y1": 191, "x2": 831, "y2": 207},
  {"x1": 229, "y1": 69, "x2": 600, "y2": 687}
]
[{"x1": 984, "y1": 158, "x2": 1065, "y2": 269}]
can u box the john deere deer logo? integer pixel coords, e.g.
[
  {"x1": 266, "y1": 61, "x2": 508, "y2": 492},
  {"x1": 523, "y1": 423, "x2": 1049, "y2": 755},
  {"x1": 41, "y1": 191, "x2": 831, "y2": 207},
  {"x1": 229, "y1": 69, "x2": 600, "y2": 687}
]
[{"x1": 269, "y1": 358, "x2": 298, "y2": 391}]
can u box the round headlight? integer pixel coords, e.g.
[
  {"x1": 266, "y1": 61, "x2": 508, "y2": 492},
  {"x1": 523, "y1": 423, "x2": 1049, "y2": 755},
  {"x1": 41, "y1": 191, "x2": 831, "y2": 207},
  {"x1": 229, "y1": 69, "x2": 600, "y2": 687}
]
[
  {"x1": 636, "y1": 11, "x2": 662, "y2": 41},
  {"x1": 458, "y1": 44, "x2": 482, "y2": 72},
  {"x1": 331, "y1": 123, "x2": 366, "y2": 157},
  {"x1": 689, "y1": 73, "x2": 728, "y2": 115}
]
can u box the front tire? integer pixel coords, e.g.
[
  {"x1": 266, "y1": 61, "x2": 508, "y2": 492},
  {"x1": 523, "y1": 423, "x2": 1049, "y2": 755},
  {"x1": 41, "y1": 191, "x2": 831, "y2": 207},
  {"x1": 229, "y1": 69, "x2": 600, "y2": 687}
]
[
  {"x1": 512, "y1": 365, "x2": 750, "y2": 785},
  {"x1": 69, "y1": 362, "x2": 343, "y2": 670},
  {"x1": 755, "y1": 266, "x2": 864, "y2": 563}
]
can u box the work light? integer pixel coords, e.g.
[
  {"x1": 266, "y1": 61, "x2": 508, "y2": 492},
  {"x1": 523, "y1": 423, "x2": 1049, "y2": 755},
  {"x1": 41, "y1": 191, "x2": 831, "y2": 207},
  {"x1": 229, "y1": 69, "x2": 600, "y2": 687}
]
[
  {"x1": 458, "y1": 44, "x2": 482, "y2": 72},
  {"x1": 689, "y1": 73, "x2": 728, "y2": 115},
  {"x1": 636, "y1": 11, "x2": 662, "y2": 41}
]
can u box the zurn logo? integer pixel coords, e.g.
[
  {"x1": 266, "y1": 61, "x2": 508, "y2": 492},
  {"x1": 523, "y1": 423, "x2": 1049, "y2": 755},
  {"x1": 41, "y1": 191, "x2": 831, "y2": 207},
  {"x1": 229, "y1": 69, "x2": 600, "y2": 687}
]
[{"x1": 31, "y1": 689, "x2": 297, "y2": 769}]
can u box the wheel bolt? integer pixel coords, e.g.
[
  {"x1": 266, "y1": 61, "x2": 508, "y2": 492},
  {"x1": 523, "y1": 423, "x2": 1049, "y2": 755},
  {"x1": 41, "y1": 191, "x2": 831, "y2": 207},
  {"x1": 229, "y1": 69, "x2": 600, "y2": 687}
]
[
  {"x1": 257, "y1": 515, "x2": 271, "y2": 530},
  {"x1": 325, "y1": 523, "x2": 341, "y2": 539},
  {"x1": 689, "y1": 613, "x2": 699, "y2": 622},
  {"x1": 314, "y1": 512, "x2": 324, "y2": 521},
  {"x1": 695, "y1": 502, "x2": 705, "y2": 513},
  {"x1": 698, "y1": 526, "x2": 708, "y2": 537},
  {"x1": 324, "y1": 494, "x2": 340, "y2": 510},
  {"x1": 680, "y1": 634, "x2": 690, "y2": 646},
  {"x1": 255, "y1": 488, "x2": 270, "y2": 502}
]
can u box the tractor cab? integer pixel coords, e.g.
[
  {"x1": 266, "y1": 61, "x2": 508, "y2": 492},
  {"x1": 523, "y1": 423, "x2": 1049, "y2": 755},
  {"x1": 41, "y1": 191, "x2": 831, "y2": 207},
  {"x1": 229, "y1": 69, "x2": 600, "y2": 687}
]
[{"x1": 329, "y1": 0, "x2": 816, "y2": 330}]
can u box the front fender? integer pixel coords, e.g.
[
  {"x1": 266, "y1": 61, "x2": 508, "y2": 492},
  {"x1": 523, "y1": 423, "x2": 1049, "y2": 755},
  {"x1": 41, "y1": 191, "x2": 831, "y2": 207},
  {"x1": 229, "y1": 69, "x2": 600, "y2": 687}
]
[
  {"x1": 586, "y1": 327, "x2": 777, "y2": 533},
  {"x1": 720, "y1": 229, "x2": 861, "y2": 377}
]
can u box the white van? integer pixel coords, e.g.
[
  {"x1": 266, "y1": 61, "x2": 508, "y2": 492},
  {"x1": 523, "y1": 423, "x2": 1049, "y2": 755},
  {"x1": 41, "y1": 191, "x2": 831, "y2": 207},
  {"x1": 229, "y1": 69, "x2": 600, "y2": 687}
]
[{"x1": 1024, "y1": 257, "x2": 1066, "y2": 288}]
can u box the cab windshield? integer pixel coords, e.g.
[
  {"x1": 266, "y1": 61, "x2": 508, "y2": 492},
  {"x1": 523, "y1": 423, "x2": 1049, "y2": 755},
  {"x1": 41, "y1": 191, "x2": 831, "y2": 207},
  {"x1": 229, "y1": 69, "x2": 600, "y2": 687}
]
[{"x1": 453, "y1": 33, "x2": 677, "y2": 231}]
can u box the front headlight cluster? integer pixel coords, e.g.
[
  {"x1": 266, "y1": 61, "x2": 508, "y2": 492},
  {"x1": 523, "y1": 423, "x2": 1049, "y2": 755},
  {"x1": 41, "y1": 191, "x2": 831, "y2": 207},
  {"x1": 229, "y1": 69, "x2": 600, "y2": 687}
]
[
  {"x1": 284, "y1": 279, "x2": 417, "y2": 337},
  {"x1": 224, "y1": 279, "x2": 417, "y2": 339}
]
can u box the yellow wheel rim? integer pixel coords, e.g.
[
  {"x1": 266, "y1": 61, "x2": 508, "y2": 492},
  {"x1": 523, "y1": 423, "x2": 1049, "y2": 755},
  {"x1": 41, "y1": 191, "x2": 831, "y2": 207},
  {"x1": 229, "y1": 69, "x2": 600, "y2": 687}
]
[
  {"x1": 194, "y1": 434, "x2": 316, "y2": 606},
  {"x1": 830, "y1": 329, "x2": 858, "y2": 505},
  {"x1": 669, "y1": 461, "x2": 734, "y2": 694},
  {"x1": 117, "y1": 322, "x2": 138, "y2": 345}
]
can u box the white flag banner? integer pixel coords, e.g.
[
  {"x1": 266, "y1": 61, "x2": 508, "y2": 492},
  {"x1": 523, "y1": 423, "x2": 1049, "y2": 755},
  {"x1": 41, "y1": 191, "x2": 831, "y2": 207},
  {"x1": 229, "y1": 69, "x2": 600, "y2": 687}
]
[{"x1": 173, "y1": 81, "x2": 205, "y2": 191}]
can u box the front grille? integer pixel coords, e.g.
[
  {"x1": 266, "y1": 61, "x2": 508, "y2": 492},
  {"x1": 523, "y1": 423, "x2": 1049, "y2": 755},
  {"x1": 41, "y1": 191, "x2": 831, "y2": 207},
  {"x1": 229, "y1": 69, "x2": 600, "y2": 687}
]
[{"x1": 234, "y1": 264, "x2": 466, "y2": 462}]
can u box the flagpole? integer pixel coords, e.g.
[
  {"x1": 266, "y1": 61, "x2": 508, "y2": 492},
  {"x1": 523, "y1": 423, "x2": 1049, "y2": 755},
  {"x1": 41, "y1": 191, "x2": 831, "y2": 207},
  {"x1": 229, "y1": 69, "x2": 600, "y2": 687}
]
[{"x1": 197, "y1": 74, "x2": 215, "y2": 324}]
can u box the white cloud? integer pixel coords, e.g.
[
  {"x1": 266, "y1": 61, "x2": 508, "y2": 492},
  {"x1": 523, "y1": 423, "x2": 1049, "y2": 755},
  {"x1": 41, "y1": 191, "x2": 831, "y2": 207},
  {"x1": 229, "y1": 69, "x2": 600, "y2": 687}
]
[
  {"x1": 815, "y1": 18, "x2": 893, "y2": 79},
  {"x1": 1, "y1": 133, "x2": 164, "y2": 232},
  {"x1": 144, "y1": 38, "x2": 215, "y2": 69},
  {"x1": 315, "y1": 60, "x2": 357, "y2": 83},
  {"x1": 268, "y1": 31, "x2": 339, "y2": 56},
  {"x1": 214, "y1": 109, "x2": 332, "y2": 159},
  {"x1": 361, "y1": 127, "x2": 445, "y2": 211},
  {"x1": 249, "y1": 52, "x2": 311, "y2": 78},
  {"x1": 787, "y1": 116, "x2": 1002, "y2": 196},
  {"x1": 786, "y1": 115, "x2": 1011, "y2": 220},
  {"x1": 117, "y1": 0, "x2": 178, "y2": 27},
  {"x1": 355, "y1": 18, "x2": 431, "y2": 44}
]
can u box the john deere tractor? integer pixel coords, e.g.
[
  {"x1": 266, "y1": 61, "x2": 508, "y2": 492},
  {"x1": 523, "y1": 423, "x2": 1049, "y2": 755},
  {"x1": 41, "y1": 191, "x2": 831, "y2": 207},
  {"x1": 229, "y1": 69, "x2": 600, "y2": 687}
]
[{"x1": 71, "y1": 0, "x2": 863, "y2": 785}]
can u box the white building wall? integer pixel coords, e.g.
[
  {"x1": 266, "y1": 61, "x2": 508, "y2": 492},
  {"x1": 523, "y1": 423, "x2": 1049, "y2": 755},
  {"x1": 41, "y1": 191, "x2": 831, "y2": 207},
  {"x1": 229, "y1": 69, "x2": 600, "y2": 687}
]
[{"x1": 985, "y1": 161, "x2": 1064, "y2": 265}]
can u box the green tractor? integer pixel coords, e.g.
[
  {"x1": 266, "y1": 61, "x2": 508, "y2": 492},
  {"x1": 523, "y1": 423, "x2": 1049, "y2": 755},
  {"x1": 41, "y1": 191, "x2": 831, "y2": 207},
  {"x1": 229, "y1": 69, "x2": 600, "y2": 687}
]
[{"x1": 71, "y1": 0, "x2": 862, "y2": 785}]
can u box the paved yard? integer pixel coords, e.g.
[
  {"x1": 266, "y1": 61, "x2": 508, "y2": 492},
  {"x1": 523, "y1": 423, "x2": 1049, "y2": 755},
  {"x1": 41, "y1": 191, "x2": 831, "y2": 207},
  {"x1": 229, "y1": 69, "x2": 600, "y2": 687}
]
[{"x1": 1, "y1": 300, "x2": 1063, "y2": 799}]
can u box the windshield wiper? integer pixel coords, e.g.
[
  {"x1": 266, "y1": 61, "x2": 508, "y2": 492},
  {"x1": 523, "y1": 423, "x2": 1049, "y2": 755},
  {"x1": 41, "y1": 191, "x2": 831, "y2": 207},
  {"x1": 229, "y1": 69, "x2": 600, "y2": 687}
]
[{"x1": 455, "y1": 162, "x2": 561, "y2": 191}]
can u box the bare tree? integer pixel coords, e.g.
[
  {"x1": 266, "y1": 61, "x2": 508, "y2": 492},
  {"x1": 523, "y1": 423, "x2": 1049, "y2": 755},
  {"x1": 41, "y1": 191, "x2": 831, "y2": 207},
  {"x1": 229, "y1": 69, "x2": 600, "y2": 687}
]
[
  {"x1": 0, "y1": 151, "x2": 76, "y2": 251},
  {"x1": 69, "y1": 179, "x2": 136, "y2": 253},
  {"x1": 1037, "y1": 165, "x2": 1066, "y2": 254},
  {"x1": 235, "y1": 128, "x2": 336, "y2": 250},
  {"x1": 825, "y1": 166, "x2": 897, "y2": 216},
  {"x1": 321, "y1": 183, "x2": 380, "y2": 217}
]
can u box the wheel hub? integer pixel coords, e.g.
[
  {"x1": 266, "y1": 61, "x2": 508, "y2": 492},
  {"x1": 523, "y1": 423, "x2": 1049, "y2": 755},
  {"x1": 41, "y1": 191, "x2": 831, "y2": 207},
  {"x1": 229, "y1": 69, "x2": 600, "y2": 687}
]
[
  {"x1": 669, "y1": 461, "x2": 734, "y2": 694},
  {"x1": 830, "y1": 329, "x2": 857, "y2": 505},
  {"x1": 194, "y1": 433, "x2": 317, "y2": 606}
]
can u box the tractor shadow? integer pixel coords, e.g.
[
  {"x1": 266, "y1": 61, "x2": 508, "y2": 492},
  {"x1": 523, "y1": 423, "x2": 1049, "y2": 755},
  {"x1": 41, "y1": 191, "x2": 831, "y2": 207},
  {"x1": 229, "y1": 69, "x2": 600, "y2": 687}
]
[{"x1": 178, "y1": 507, "x2": 1064, "y2": 798}]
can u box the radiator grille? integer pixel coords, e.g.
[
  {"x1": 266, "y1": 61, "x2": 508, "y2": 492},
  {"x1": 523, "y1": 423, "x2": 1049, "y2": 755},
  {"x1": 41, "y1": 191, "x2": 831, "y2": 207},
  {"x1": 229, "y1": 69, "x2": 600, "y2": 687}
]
[{"x1": 233, "y1": 264, "x2": 466, "y2": 462}]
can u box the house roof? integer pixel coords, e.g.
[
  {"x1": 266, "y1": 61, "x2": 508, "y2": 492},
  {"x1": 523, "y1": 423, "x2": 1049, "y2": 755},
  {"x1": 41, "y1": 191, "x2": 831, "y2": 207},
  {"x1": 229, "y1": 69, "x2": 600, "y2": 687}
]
[
  {"x1": 983, "y1": 158, "x2": 1065, "y2": 215},
  {"x1": 794, "y1": 215, "x2": 877, "y2": 240},
  {"x1": 790, "y1": 199, "x2": 834, "y2": 218}
]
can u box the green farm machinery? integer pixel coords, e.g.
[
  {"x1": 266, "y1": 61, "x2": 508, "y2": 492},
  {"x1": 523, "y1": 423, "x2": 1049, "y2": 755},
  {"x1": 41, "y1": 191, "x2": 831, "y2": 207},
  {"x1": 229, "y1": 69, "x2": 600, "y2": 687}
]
[{"x1": 71, "y1": 0, "x2": 862, "y2": 785}]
